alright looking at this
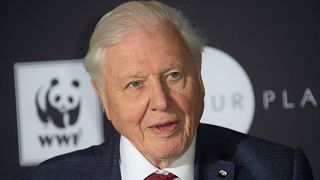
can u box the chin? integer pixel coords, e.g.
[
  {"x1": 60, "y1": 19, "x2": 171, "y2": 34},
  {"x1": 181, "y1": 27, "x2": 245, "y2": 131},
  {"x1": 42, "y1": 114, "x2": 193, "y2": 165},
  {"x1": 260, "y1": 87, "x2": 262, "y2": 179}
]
[{"x1": 150, "y1": 143, "x2": 184, "y2": 161}]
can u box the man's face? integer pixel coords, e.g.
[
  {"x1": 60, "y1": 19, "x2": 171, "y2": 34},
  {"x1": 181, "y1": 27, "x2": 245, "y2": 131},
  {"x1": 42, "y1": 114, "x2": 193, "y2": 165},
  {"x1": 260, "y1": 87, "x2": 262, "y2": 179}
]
[{"x1": 95, "y1": 23, "x2": 204, "y2": 168}]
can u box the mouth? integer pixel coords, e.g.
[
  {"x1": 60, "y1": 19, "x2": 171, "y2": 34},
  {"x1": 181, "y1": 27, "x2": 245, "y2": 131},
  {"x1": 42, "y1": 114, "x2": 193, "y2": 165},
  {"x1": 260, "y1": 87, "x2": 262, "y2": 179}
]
[{"x1": 149, "y1": 120, "x2": 179, "y2": 136}]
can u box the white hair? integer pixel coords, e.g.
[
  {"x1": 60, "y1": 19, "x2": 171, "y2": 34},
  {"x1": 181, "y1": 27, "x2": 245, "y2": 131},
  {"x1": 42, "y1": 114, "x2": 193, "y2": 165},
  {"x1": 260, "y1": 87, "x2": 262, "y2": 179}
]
[{"x1": 84, "y1": 0, "x2": 205, "y2": 80}]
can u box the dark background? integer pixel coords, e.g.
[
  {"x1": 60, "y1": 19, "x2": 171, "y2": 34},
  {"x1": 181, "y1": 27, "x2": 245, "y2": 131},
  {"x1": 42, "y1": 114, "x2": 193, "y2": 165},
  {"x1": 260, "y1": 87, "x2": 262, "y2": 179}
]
[{"x1": 1, "y1": 0, "x2": 319, "y2": 179}]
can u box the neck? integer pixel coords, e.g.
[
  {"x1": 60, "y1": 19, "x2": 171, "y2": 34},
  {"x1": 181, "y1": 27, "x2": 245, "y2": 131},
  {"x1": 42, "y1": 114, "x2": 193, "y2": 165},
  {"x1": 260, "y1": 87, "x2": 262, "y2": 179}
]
[{"x1": 147, "y1": 158, "x2": 176, "y2": 169}]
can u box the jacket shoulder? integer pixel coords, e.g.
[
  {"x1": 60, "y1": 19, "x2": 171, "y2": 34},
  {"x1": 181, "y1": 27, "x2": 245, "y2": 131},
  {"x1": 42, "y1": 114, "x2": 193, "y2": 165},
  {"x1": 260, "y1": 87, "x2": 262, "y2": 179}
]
[
  {"x1": 21, "y1": 135, "x2": 120, "y2": 179},
  {"x1": 197, "y1": 123, "x2": 295, "y2": 157},
  {"x1": 196, "y1": 123, "x2": 313, "y2": 179}
]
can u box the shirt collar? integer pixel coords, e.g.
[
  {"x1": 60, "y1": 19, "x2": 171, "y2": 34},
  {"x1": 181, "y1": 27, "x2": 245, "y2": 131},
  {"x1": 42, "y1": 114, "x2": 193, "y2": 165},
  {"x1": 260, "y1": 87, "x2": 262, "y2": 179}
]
[{"x1": 119, "y1": 135, "x2": 196, "y2": 180}]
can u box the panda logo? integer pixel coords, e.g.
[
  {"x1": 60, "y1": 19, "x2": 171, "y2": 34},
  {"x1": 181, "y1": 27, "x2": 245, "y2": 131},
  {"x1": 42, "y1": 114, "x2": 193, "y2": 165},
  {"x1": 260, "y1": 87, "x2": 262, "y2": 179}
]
[{"x1": 36, "y1": 78, "x2": 81, "y2": 128}]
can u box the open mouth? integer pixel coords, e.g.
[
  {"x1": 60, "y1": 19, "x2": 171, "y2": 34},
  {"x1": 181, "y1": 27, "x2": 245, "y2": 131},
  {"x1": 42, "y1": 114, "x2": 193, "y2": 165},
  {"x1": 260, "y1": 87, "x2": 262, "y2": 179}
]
[{"x1": 149, "y1": 121, "x2": 179, "y2": 136}]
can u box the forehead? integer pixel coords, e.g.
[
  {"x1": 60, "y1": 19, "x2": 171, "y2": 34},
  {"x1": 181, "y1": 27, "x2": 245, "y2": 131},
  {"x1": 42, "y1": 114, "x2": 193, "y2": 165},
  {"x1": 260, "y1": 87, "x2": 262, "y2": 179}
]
[{"x1": 101, "y1": 23, "x2": 193, "y2": 77}]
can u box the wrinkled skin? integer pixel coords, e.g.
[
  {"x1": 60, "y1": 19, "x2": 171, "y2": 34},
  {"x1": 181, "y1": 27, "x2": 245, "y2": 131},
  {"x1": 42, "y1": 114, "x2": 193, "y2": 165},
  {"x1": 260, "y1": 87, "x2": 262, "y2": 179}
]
[{"x1": 93, "y1": 23, "x2": 204, "y2": 169}]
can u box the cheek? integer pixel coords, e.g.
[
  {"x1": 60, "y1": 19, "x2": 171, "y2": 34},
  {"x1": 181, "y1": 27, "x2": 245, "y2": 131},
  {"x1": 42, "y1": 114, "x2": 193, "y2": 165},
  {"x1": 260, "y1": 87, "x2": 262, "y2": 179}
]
[
  {"x1": 105, "y1": 94, "x2": 149, "y2": 134},
  {"x1": 171, "y1": 79, "x2": 204, "y2": 127},
  {"x1": 172, "y1": 80, "x2": 203, "y2": 114}
]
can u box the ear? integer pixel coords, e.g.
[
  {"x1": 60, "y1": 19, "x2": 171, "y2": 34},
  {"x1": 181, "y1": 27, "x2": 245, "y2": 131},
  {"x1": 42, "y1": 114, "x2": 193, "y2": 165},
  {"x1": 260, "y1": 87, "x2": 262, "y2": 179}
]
[
  {"x1": 196, "y1": 54, "x2": 205, "y2": 98},
  {"x1": 91, "y1": 79, "x2": 102, "y2": 98},
  {"x1": 197, "y1": 72, "x2": 205, "y2": 98},
  {"x1": 91, "y1": 79, "x2": 111, "y2": 120}
]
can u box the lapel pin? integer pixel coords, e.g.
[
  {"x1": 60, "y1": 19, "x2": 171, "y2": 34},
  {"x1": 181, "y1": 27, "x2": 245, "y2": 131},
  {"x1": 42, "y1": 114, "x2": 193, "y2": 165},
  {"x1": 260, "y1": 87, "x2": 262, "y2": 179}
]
[{"x1": 218, "y1": 169, "x2": 228, "y2": 177}]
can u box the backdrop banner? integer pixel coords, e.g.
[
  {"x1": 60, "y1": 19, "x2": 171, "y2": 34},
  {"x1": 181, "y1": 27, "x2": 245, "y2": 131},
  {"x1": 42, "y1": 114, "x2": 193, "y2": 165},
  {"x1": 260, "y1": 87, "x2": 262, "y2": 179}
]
[{"x1": 1, "y1": 1, "x2": 319, "y2": 179}]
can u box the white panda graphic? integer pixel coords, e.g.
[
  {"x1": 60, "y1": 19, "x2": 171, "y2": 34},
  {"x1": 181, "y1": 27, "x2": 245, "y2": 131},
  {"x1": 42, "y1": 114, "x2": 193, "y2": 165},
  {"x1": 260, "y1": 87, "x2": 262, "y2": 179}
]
[{"x1": 36, "y1": 78, "x2": 81, "y2": 128}]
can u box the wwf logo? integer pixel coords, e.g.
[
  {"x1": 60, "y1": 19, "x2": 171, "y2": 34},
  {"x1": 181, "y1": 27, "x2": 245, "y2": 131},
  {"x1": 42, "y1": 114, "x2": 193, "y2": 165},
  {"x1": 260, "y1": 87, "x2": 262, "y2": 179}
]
[{"x1": 36, "y1": 78, "x2": 81, "y2": 128}]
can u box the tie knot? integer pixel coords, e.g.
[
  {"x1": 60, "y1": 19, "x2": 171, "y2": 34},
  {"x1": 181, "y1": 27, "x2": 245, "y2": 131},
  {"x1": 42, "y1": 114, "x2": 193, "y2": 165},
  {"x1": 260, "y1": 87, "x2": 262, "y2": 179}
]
[{"x1": 145, "y1": 172, "x2": 177, "y2": 180}]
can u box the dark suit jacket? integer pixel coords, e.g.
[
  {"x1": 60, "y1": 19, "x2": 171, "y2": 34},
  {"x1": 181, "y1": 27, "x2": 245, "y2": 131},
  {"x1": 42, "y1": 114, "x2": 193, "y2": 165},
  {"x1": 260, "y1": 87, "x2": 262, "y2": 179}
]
[{"x1": 22, "y1": 124, "x2": 313, "y2": 179}]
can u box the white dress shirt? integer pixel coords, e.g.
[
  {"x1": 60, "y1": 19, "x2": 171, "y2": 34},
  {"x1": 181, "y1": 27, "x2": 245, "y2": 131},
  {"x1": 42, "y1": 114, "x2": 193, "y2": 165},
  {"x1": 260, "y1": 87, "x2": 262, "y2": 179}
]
[{"x1": 119, "y1": 135, "x2": 196, "y2": 180}]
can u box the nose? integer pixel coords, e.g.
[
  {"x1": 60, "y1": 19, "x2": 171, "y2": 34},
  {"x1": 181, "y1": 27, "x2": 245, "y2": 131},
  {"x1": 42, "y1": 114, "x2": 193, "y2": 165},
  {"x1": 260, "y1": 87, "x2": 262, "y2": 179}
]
[{"x1": 149, "y1": 78, "x2": 171, "y2": 111}]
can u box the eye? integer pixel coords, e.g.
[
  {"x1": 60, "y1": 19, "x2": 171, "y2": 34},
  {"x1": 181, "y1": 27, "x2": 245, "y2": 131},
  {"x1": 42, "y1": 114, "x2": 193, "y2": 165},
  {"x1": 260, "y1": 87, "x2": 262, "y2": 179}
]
[
  {"x1": 128, "y1": 80, "x2": 143, "y2": 89},
  {"x1": 167, "y1": 71, "x2": 182, "y2": 81},
  {"x1": 170, "y1": 72, "x2": 180, "y2": 78},
  {"x1": 55, "y1": 95, "x2": 61, "y2": 102},
  {"x1": 68, "y1": 96, "x2": 73, "y2": 103}
]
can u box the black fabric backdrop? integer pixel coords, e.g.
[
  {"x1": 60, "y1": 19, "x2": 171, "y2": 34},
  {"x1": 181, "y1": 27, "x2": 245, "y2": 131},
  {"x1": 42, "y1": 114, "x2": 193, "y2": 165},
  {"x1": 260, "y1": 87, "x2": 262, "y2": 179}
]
[{"x1": 1, "y1": 0, "x2": 319, "y2": 179}]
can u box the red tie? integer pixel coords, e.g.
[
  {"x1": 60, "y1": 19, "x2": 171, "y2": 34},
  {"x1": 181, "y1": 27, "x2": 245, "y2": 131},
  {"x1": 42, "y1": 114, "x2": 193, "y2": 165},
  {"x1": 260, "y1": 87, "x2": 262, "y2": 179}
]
[{"x1": 145, "y1": 172, "x2": 177, "y2": 180}]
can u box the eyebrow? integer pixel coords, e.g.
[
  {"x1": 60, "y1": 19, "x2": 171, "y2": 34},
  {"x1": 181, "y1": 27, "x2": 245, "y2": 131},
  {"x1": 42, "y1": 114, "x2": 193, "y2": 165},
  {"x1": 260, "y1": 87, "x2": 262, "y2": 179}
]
[{"x1": 125, "y1": 61, "x2": 183, "y2": 77}]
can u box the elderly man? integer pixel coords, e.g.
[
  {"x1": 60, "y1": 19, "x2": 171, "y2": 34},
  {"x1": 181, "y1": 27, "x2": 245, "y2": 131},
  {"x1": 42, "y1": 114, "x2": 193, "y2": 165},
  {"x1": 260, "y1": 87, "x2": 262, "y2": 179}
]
[{"x1": 23, "y1": 1, "x2": 313, "y2": 179}]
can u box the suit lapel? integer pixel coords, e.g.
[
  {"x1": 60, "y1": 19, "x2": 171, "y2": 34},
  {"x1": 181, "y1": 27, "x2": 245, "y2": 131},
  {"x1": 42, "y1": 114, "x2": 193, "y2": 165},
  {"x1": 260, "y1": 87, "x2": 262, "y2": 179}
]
[
  {"x1": 194, "y1": 159, "x2": 235, "y2": 180},
  {"x1": 194, "y1": 124, "x2": 236, "y2": 180}
]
